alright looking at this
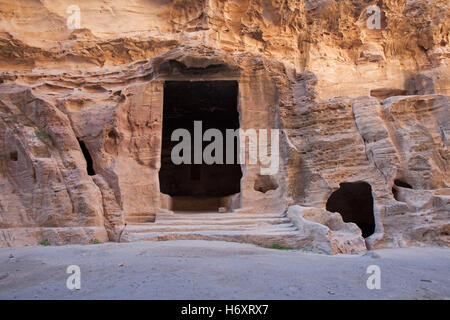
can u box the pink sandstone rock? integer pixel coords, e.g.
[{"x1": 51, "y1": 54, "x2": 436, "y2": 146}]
[{"x1": 0, "y1": 0, "x2": 448, "y2": 252}]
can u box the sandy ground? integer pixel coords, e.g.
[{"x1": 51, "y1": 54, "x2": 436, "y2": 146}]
[{"x1": 0, "y1": 240, "x2": 449, "y2": 300}]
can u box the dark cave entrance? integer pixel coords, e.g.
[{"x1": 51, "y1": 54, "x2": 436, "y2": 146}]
[
  {"x1": 326, "y1": 181, "x2": 375, "y2": 238},
  {"x1": 77, "y1": 138, "x2": 95, "y2": 176},
  {"x1": 159, "y1": 81, "x2": 242, "y2": 211}
]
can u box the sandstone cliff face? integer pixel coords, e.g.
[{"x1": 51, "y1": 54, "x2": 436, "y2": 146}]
[{"x1": 0, "y1": 0, "x2": 448, "y2": 250}]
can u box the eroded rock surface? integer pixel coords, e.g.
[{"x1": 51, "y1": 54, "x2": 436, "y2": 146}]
[
  {"x1": 287, "y1": 205, "x2": 367, "y2": 254},
  {"x1": 0, "y1": 0, "x2": 448, "y2": 251}
]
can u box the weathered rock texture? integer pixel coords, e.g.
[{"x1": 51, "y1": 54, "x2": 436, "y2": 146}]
[
  {"x1": 287, "y1": 205, "x2": 367, "y2": 254},
  {"x1": 0, "y1": 0, "x2": 448, "y2": 251}
]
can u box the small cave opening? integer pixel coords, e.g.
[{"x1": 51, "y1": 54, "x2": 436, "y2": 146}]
[
  {"x1": 159, "y1": 81, "x2": 242, "y2": 211},
  {"x1": 9, "y1": 151, "x2": 18, "y2": 161},
  {"x1": 77, "y1": 138, "x2": 95, "y2": 176},
  {"x1": 392, "y1": 179, "x2": 413, "y2": 201},
  {"x1": 326, "y1": 181, "x2": 375, "y2": 238}
]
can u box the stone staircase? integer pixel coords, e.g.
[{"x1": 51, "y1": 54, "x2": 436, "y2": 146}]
[{"x1": 121, "y1": 211, "x2": 304, "y2": 248}]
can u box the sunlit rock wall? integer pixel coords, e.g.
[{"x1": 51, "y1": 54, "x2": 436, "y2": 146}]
[{"x1": 0, "y1": 0, "x2": 448, "y2": 248}]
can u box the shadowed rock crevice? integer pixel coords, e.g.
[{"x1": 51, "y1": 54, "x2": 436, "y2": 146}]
[
  {"x1": 77, "y1": 139, "x2": 95, "y2": 176},
  {"x1": 392, "y1": 179, "x2": 413, "y2": 201},
  {"x1": 394, "y1": 179, "x2": 413, "y2": 189},
  {"x1": 9, "y1": 151, "x2": 17, "y2": 161}
]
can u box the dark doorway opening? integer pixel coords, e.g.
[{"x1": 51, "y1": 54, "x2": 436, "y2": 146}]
[
  {"x1": 77, "y1": 139, "x2": 95, "y2": 176},
  {"x1": 326, "y1": 181, "x2": 375, "y2": 238},
  {"x1": 159, "y1": 81, "x2": 242, "y2": 211}
]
